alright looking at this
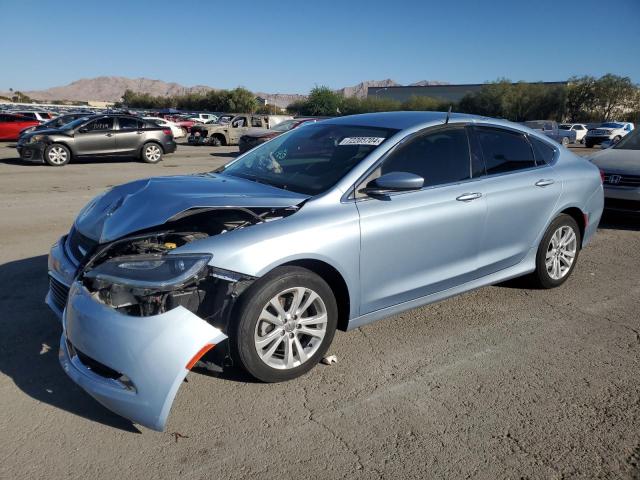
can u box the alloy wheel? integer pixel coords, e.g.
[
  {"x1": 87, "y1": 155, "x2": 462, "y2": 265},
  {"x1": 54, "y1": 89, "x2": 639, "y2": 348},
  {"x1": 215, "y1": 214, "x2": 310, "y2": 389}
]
[
  {"x1": 254, "y1": 287, "x2": 327, "y2": 370},
  {"x1": 48, "y1": 146, "x2": 68, "y2": 165},
  {"x1": 145, "y1": 144, "x2": 161, "y2": 162},
  {"x1": 546, "y1": 226, "x2": 577, "y2": 280}
]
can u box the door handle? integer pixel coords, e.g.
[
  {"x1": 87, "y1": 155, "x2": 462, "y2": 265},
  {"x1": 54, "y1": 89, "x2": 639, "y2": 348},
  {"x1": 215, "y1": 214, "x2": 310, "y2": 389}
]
[
  {"x1": 105, "y1": 133, "x2": 113, "y2": 137},
  {"x1": 535, "y1": 179, "x2": 555, "y2": 187},
  {"x1": 136, "y1": 131, "x2": 144, "y2": 134},
  {"x1": 456, "y1": 192, "x2": 482, "y2": 202}
]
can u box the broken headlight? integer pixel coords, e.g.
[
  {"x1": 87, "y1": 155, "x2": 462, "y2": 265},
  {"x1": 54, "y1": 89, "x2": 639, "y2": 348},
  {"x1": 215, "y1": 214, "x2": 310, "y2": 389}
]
[{"x1": 84, "y1": 253, "x2": 212, "y2": 290}]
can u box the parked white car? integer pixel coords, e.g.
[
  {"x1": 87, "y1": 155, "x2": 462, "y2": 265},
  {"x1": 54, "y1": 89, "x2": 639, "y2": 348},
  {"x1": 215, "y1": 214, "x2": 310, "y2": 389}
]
[
  {"x1": 585, "y1": 122, "x2": 634, "y2": 148},
  {"x1": 144, "y1": 117, "x2": 186, "y2": 138},
  {"x1": 12, "y1": 111, "x2": 55, "y2": 123},
  {"x1": 559, "y1": 123, "x2": 588, "y2": 143},
  {"x1": 188, "y1": 113, "x2": 218, "y2": 124}
]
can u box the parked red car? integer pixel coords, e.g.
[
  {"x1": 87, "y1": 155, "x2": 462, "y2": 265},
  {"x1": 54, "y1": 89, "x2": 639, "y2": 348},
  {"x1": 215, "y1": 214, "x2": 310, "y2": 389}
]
[{"x1": 0, "y1": 113, "x2": 40, "y2": 141}]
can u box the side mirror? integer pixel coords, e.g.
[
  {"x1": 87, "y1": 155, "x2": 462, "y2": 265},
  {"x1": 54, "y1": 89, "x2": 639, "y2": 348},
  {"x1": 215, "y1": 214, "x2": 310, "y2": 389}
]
[
  {"x1": 78, "y1": 127, "x2": 88, "y2": 134},
  {"x1": 360, "y1": 172, "x2": 424, "y2": 196}
]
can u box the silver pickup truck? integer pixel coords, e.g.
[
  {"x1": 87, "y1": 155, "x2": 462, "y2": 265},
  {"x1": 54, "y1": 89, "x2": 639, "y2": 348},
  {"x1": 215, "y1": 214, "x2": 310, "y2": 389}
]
[
  {"x1": 523, "y1": 120, "x2": 577, "y2": 146},
  {"x1": 188, "y1": 114, "x2": 292, "y2": 146}
]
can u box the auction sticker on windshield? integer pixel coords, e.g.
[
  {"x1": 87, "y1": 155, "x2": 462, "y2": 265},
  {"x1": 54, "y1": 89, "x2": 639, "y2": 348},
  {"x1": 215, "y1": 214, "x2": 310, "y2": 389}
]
[{"x1": 339, "y1": 137, "x2": 386, "y2": 146}]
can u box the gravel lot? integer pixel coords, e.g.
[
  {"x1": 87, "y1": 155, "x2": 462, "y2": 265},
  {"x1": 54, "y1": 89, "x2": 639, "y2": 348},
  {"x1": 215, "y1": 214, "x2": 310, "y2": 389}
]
[{"x1": 0, "y1": 141, "x2": 638, "y2": 479}]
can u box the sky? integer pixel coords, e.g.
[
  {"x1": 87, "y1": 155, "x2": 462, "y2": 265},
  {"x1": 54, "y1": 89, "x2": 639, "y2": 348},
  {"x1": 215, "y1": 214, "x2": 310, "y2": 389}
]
[{"x1": 1, "y1": 0, "x2": 639, "y2": 94}]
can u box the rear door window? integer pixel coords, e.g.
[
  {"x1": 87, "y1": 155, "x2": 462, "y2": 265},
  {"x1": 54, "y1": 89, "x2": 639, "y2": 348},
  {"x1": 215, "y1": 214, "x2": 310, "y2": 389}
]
[
  {"x1": 118, "y1": 117, "x2": 144, "y2": 130},
  {"x1": 475, "y1": 127, "x2": 536, "y2": 174}
]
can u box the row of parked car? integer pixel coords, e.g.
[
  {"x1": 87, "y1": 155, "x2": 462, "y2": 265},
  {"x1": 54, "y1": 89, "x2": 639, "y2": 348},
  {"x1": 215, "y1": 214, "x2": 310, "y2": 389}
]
[
  {"x1": 3, "y1": 112, "x2": 177, "y2": 166},
  {"x1": 523, "y1": 120, "x2": 635, "y2": 148}
]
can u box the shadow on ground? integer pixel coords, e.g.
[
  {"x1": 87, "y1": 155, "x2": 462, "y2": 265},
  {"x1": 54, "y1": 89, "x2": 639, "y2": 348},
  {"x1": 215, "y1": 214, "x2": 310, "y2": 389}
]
[
  {"x1": 0, "y1": 255, "x2": 140, "y2": 432},
  {"x1": 598, "y1": 210, "x2": 640, "y2": 232}
]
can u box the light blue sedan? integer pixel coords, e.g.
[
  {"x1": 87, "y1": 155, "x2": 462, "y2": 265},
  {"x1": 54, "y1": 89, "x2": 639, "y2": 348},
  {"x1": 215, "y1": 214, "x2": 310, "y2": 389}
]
[{"x1": 47, "y1": 111, "x2": 604, "y2": 430}]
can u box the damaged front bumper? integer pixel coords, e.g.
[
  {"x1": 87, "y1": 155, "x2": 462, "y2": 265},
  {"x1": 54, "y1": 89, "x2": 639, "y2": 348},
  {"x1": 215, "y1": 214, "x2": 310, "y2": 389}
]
[{"x1": 59, "y1": 281, "x2": 227, "y2": 431}]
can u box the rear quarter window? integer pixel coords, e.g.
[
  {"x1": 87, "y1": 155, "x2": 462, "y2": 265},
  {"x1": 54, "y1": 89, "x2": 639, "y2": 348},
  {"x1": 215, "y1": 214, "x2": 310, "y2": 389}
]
[{"x1": 529, "y1": 136, "x2": 557, "y2": 165}]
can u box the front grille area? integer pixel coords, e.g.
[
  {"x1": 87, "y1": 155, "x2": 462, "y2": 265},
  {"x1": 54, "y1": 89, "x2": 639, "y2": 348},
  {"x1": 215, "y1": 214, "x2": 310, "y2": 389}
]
[
  {"x1": 603, "y1": 172, "x2": 640, "y2": 187},
  {"x1": 49, "y1": 275, "x2": 70, "y2": 311},
  {"x1": 66, "y1": 227, "x2": 98, "y2": 264}
]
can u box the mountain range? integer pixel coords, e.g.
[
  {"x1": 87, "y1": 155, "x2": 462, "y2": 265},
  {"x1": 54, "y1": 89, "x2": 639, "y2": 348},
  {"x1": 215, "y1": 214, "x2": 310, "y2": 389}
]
[{"x1": 2, "y1": 76, "x2": 449, "y2": 107}]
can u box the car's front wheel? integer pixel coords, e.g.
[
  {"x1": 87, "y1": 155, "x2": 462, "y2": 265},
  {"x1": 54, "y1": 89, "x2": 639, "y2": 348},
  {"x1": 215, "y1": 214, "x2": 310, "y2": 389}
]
[
  {"x1": 231, "y1": 266, "x2": 338, "y2": 382},
  {"x1": 141, "y1": 142, "x2": 163, "y2": 163},
  {"x1": 561, "y1": 137, "x2": 570, "y2": 147},
  {"x1": 44, "y1": 143, "x2": 71, "y2": 166},
  {"x1": 530, "y1": 214, "x2": 581, "y2": 289}
]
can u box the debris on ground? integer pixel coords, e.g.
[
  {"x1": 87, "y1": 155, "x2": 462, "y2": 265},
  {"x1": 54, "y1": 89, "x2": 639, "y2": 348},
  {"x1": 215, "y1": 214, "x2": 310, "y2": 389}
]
[
  {"x1": 170, "y1": 432, "x2": 189, "y2": 443},
  {"x1": 321, "y1": 354, "x2": 338, "y2": 365}
]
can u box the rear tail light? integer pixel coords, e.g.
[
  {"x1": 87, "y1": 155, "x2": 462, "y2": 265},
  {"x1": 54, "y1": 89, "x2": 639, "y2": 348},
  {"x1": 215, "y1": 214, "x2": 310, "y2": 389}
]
[
  {"x1": 162, "y1": 128, "x2": 172, "y2": 136},
  {"x1": 599, "y1": 169, "x2": 605, "y2": 184}
]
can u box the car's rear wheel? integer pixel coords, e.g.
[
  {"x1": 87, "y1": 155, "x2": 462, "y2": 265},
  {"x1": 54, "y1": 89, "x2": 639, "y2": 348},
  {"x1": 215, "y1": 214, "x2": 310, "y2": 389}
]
[
  {"x1": 561, "y1": 137, "x2": 569, "y2": 147},
  {"x1": 530, "y1": 214, "x2": 581, "y2": 289},
  {"x1": 44, "y1": 143, "x2": 71, "y2": 166},
  {"x1": 141, "y1": 142, "x2": 163, "y2": 163},
  {"x1": 613, "y1": 135, "x2": 622, "y2": 144},
  {"x1": 231, "y1": 266, "x2": 338, "y2": 382},
  {"x1": 210, "y1": 135, "x2": 223, "y2": 147}
]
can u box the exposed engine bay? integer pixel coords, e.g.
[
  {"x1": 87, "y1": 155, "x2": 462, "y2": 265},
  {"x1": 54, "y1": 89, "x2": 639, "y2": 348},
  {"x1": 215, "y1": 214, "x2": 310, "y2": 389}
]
[{"x1": 78, "y1": 206, "x2": 297, "y2": 330}]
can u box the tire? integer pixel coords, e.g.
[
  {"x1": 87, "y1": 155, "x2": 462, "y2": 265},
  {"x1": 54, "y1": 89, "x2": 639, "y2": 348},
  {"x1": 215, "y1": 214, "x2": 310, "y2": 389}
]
[
  {"x1": 44, "y1": 143, "x2": 71, "y2": 166},
  {"x1": 529, "y1": 214, "x2": 581, "y2": 289},
  {"x1": 585, "y1": 140, "x2": 594, "y2": 148},
  {"x1": 613, "y1": 135, "x2": 622, "y2": 144},
  {"x1": 561, "y1": 137, "x2": 569, "y2": 147},
  {"x1": 231, "y1": 266, "x2": 338, "y2": 382},
  {"x1": 210, "y1": 135, "x2": 223, "y2": 147},
  {"x1": 141, "y1": 142, "x2": 163, "y2": 163}
]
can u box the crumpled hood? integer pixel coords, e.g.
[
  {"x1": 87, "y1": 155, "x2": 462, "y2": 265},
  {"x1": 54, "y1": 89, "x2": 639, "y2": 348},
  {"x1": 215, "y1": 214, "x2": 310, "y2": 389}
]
[
  {"x1": 74, "y1": 173, "x2": 309, "y2": 243},
  {"x1": 589, "y1": 148, "x2": 640, "y2": 175}
]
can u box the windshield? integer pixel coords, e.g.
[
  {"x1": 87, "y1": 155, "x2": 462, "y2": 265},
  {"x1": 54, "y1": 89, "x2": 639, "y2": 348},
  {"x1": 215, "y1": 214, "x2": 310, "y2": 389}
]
[
  {"x1": 219, "y1": 123, "x2": 398, "y2": 195},
  {"x1": 613, "y1": 129, "x2": 640, "y2": 150},
  {"x1": 600, "y1": 122, "x2": 624, "y2": 129},
  {"x1": 271, "y1": 119, "x2": 298, "y2": 132}
]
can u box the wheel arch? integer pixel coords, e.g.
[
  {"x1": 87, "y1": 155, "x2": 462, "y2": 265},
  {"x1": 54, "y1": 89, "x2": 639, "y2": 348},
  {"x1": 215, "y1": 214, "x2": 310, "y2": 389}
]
[
  {"x1": 277, "y1": 259, "x2": 351, "y2": 332},
  {"x1": 212, "y1": 133, "x2": 227, "y2": 145},
  {"x1": 559, "y1": 206, "x2": 586, "y2": 247}
]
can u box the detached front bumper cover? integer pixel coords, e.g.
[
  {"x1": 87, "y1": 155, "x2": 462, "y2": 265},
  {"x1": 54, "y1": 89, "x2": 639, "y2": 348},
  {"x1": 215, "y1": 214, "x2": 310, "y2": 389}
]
[{"x1": 60, "y1": 282, "x2": 227, "y2": 431}]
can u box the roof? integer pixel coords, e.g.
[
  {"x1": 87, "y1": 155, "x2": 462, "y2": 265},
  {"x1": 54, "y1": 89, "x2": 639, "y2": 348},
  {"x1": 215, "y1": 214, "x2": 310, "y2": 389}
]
[{"x1": 323, "y1": 111, "x2": 477, "y2": 129}]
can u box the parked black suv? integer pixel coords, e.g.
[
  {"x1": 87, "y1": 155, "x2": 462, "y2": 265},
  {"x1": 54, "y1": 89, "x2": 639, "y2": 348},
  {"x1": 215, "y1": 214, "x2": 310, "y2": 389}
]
[{"x1": 16, "y1": 114, "x2": 177, "y2": 166}]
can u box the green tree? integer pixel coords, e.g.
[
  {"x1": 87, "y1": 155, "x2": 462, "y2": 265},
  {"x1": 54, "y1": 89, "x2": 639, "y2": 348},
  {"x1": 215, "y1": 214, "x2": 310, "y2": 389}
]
[
  {"x1": 592, "y1": 74, "x2": 638, "y2": 120},
  {"x1": 401, "y1": 95, "x2": 450, "y2": 112},
  {"x1": 566, "y1": 76, "x2": 598, "y2": 121},
  {"x1": 305, "y1": 86, "x2": 343, "y2": 116}
]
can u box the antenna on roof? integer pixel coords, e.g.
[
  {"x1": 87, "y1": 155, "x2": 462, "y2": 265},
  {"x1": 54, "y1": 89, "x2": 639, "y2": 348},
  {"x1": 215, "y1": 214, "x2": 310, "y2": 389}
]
[{"x1": 445, "y1": 105, "x2": 452, "y2": 124}]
